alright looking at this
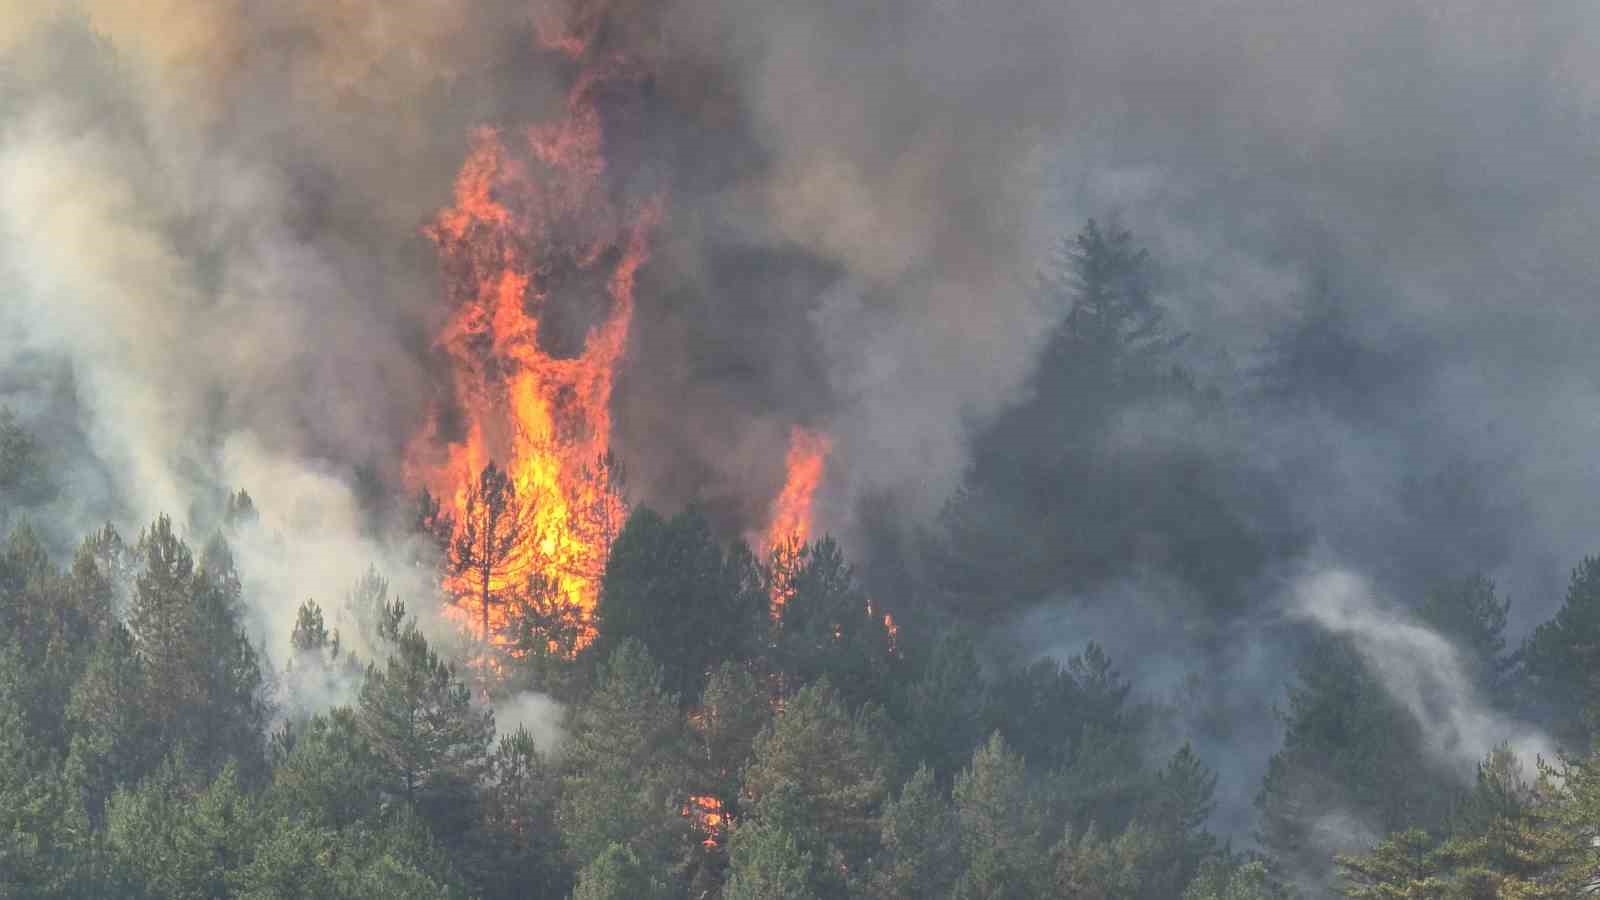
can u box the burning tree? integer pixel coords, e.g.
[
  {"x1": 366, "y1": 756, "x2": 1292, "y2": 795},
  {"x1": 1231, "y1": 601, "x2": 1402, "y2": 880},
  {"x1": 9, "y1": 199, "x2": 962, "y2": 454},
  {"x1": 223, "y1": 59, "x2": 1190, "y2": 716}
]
[{"x1": 450, "y1": 461, "x2": 549, "y2": 643}]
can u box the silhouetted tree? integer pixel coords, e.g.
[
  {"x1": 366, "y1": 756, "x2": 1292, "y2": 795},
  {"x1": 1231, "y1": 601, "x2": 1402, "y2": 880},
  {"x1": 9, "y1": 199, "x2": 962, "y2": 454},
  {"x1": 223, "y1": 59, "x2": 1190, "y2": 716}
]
[
  {"x1": 451, "y1": 461, "x2": 545, "y2": 644},
  {"x1": 595, "y1": 507, "x2": 767, "y2": 702}
]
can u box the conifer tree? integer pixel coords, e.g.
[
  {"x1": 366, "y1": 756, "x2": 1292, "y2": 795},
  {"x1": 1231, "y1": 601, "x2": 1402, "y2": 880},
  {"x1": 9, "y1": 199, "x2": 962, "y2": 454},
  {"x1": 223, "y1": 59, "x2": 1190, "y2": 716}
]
[
  {"x1": 741, "y1": 678, "x2": 892, "y2": 881},
  {"x1": 559, "y1": 639, "x2": 693, "y2": 879},
  {"x1": 356, "y1": 622, "x2": 493, "y2": 831},
  {"x1": 451, "y1": 461, "x2": 544, "y2": 643},
  {"x1": 951, "y1": 732, "x2": 1051, "y2": 900}
]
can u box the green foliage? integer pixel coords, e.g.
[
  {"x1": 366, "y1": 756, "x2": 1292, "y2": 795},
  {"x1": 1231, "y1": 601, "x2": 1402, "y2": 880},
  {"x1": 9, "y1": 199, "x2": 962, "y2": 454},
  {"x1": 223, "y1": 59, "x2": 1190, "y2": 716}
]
[
  {"x1": 355, "y1": 621, "x2": 492, "y2": 832},
  {"x1": 983, "y1": 642, "x2": 1152, "y2": 836},
  {"x1": 595, "y1": 506, "x2": 768, "y2": 702},
  {"x1": 695, "y1": 660, "x2": 772, "y2": 809},
  {"x1": 267, "y1": 707, "x2": 381, "y2": 829},
  {"x1": 573, "y1": 842, "x2": 676, "y2": 900},
  {"x1": 233, "y1": 809, "x2": 470, "y2": 900},
  {"x1": 870, "y1": 764, "x2": 960, "y2": 899},
  {"x1": 927, "y1": 220, "x2": 1270, "y2": 618},
  {"x1": 290, "y1": 598, "x2": 333, "y2": 654},
  {"x1": 723, "y1": 819, "x2": 825, "y2": 900},
  {"x1": 1334, "y1": 747, "x2": 1580, "y2": 899},
  {"x1": 1257, "y1": 633, "x2": 1456, "y2": 887},
  {"x1": 0, "y1": 675, "x2": 98, "y2": 899},
  {"x1": 900, "y1": 629, "x2": 987, "y2": 779},
  {"x1": 558, "y1": 639, "x2": 693, "y2": 880},
  {"x1": 1521, "y1": 555, "x2": 1600, "y2": 745},
  {"x1": 64, "y1": 621, "x2": 155, "y2": 820},
  {"x1": 950, "y1": 732, "x2": 1051, "y2": 900},
  {"x1": 468, "y1": 725, "x2": 568, "y2": 900},
  {"x1": 1416, "y1": 574, "x2": 1511, "y2": 690},
  {"x1": 497, "y1": 572, "x2": 587, "y2": 700},
  {"x1": 1134, "y1": 743, "x2": 1222, "y2": 894},
  {"x1": 1046, "y1": 218, "x2": 1184, "y2": 387},
  {"x1": 774, "y1": 537, "x2": 898, "y2": 709},
  {"x1": 126, "y1": 517, "x2": 269, "y2": 778},
  {"x1": 1054, "y1": 821, "x2": 1161, "y2": 900},
  {"x1": 104, "y1": 756, "x2": 262, "y2": 900},
  {"x1": 741, "y1": 678, "x2": 892, "y2": 877},
  {"x1": 1183, "y1": 859, "x2": 1288, "y2": 900}
]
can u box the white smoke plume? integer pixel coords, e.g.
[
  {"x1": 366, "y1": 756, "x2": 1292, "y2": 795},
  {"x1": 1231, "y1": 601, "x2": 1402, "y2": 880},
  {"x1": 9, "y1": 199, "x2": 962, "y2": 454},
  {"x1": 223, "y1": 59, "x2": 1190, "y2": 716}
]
[{"x1": 1292, "y1": 568, "x2": 1556, "y2": 778}]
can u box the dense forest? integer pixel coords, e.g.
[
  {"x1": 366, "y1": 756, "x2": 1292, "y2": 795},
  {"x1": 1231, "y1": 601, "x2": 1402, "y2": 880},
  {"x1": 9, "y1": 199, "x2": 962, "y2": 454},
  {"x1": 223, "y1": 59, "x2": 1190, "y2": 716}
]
[{"x1": 6, "y1": 221, "x2": 1600, "y2": 899}]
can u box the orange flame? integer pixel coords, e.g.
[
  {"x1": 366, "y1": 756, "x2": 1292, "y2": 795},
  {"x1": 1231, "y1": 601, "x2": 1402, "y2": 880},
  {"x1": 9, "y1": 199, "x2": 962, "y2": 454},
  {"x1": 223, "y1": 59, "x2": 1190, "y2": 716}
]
[
  {"x1": 686, "y1": 794, "x2": 726, "y2": 848},
  {"x1": 409, "y1": 16, "x2": 658, "y2": 647},
  {"x1": 763, "y1": 427, "x2": 832, "y2": 555},
  {"x1": 762, "y1": 427, "x2": 832, "y2": 614}
]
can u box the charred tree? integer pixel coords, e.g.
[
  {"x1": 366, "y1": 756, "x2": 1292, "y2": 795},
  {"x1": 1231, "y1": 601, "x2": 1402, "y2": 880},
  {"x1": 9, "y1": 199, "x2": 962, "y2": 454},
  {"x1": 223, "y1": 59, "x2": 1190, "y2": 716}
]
[{"x1": 451, "y1": 461, "x2": 544, "y2": 644}]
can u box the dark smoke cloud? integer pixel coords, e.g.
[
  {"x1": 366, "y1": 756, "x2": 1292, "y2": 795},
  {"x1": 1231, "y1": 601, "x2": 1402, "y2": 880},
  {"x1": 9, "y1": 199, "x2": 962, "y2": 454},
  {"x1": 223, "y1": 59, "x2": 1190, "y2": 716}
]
[{"x1": 2, "y1": 0, "x2": 1599, "y2": 852}]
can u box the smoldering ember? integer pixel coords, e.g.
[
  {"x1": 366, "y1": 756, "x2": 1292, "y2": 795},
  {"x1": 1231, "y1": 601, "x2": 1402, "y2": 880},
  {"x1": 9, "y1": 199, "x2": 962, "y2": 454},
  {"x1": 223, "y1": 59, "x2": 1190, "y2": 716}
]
[{"x1": 3, "y1": 2, "x2": 1600, "y2": 898}]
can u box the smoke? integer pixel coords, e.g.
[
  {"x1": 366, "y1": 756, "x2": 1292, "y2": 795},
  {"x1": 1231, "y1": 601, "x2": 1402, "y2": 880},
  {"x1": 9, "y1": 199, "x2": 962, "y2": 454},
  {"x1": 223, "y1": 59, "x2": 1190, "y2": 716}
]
[
  {"x1": 998, "y1": 571, "x2": 1297, "y2": 839},
  {"x1": 1292, "y1": 568, "x2": 1556, "y2": 778},
  {"x1": 2, "y1": 0, "x2": 1600, "y2": 870},
  {"x1": 4, "y1": 0, "x2": 1594, "y2": 586},
  {"x1": 494, "y1": 691, "x2": 567, "y2": 760}
]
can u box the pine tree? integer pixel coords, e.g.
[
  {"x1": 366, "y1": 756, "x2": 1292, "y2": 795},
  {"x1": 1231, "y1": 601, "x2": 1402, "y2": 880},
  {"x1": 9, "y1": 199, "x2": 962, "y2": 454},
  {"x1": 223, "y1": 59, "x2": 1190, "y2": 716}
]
[
  {"x1": 1130, "y1": 743, "x2": 1221, "y2": 898},
  {"x1": 951, "y1": 732, "x2": 1051, "y2": 900},
  {"x1": 125, "y1": 518, "x2": 267, "y2": 777},
  {"x1": 64, "y1": 621, "x2": 155, "y2": 821},
  {"x1": 1257, "y1": 633, "x2": 1455, "y2": 893},
  {"x1": 1183, "y1": 858, "x2": 1287, "y2": 900},
  {"x1": 774, "y1": 538, "x2": 897, "y2": 710},
  {"x1": 694, "y1": 660, "x2": 772, "y2": 817},
  {"x1": 1520, "y1": 556, "x2": 1600, "y2": 746},
  {"x1": 356, "y1": 622, "x2": 493, "y2": 831},
  {"x1": 267, "y1": 706, "x2": 382, "y2": 829},
  {"x1": 470, "y1": 725, "x2": 568, "y2": 900},
  {"x1": 572, "y1": 842, "x2": 675, "y2": 900},
  {"x1": 870, "y1": 764, "x2": 960, "y2": 899},
  {"x1": 900, "y1": 629, "x2": 987, "y2": 780},
  {"x1": 724, "y1": 818, "x2": 825, "y2": 900},
  {"x1": 595, "y1": 507, "x2": 767, "y2": 702},
  {"x1": 741, "y1": 678, "x2": 891, "y2": 881},
  {"x1": 558, "y1": 640, "x2": 693, "y2": 879},
  {"x1": 0, "y1": 664, "x2": 96, "y2": 899},
  {"x1": 1418, "y1": 573, "x2": 1512, "y2": 695},
  {"x1": 451, "y1": 461, "x2": 545, "y2": 643},
  {"x1": 103, "y1": 756, "x2": 261, "y2": 900}
]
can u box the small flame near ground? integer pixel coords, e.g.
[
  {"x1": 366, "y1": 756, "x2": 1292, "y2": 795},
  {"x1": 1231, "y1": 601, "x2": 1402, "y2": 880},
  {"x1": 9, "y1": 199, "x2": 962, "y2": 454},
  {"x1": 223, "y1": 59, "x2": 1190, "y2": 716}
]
[{"x1": 686, "y1": 794, "x2": 726, "y2": 849}]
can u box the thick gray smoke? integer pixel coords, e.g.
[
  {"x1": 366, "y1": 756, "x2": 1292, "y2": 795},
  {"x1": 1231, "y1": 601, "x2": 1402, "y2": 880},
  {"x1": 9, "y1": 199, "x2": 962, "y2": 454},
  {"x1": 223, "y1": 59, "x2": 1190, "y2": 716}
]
[{"x1": 1, "y1": 0, "x2": 1598, "y2": 849}]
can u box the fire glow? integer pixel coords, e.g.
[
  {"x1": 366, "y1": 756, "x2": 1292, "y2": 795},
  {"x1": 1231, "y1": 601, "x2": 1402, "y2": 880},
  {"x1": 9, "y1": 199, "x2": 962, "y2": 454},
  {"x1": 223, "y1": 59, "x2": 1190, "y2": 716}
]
[
  {"x1": 763, "y1": 427, "x2": 833, "y2": 561},
  {"x1": 409, "y1": 14, "x2": 840, "y2": 650},
  {"x1": 408, "y1": 20, "x2": 653, "y2": 644}
]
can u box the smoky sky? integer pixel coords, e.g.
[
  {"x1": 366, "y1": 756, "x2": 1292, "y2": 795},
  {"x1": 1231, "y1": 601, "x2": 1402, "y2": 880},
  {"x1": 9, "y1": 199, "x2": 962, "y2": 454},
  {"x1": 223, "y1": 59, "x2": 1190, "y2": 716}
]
[{"x1": 1, "y1": 0, "x2": 1599, "y2": 855}]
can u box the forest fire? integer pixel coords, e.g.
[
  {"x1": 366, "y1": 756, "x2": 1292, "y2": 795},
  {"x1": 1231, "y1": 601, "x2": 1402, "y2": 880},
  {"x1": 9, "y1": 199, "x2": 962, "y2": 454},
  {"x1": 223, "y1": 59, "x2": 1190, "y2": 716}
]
[
  {"x1": 409, "y1": 7, "x2": 840, "y2": 651},
  {"x1": 408, "y1": 17, "x2": 654, "y2": 647},
  {"x1": 764, "y1": 427, "x2": 832, "y2": 557},
  {"x1": 687, "y1": 794, "x2": 726, "y2": 849},
  {"x1": 762, "y1": 427, "x2": 833, "y2": 613}
]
